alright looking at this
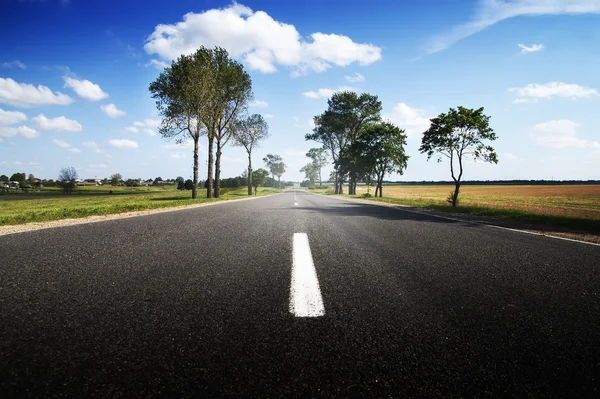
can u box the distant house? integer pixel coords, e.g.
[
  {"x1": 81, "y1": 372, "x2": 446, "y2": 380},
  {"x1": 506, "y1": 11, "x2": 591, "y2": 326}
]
[
  {"x1": 77, "y1": 178, "x2": 102, "y2": 186},
  {"x1": 9, "y1": 181, "x2": 20, "y2": 189}
]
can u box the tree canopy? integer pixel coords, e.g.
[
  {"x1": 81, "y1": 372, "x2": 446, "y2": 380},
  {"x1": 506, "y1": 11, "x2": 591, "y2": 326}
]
[
  {"x1": 419, "y1": 106, "x2": 498, "y2": 206},
  {"x1": 233, "y1": 114, "x2": 269, "y2": 195}
]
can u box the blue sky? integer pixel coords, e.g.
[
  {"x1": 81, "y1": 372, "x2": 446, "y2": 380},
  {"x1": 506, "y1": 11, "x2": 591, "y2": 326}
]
[{"x1": 1, "y1": 0, "x2": 599, "y2": 182}]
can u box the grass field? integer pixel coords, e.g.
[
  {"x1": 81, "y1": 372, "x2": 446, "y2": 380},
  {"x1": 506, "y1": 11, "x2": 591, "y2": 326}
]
[
  {"x1": 312, "y1": 184, "x2": 600, "y2": 234},
  {"x1": 0, "y1": 185, "x2": 281, "y2": 226}
]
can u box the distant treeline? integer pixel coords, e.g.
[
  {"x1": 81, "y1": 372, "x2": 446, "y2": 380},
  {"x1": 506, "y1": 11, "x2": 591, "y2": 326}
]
[{"x1": 380, "y1": 180, "x2": 600, "y2": 186}]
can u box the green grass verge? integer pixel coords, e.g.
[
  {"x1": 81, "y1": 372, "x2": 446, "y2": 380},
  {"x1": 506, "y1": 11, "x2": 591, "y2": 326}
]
[
  {"x1": 328, "y1": 193, "x2": 600, "y2": 234},
  {"x1": 0, "y1": 186, "x2": 281, "y2": 226}
]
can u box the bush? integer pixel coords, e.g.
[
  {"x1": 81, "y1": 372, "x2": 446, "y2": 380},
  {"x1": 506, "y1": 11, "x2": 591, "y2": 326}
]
[{"x1": 362, "y1": 193, "x2": 373, "y2": 198}]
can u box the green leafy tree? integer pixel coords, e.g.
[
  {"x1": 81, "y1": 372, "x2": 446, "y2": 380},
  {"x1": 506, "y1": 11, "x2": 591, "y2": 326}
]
[
  {"x1": 419, "y1": 106, "x2": 498, "y2": 206},
  {"x1": 306, "y1": 91, "x2": 381, "y2": 194},
  {"x1": 10, "y1": 172, "x2": 26, "y2": 184},
  {"x1": 263, "y1": 154, "x2": 282, "y2": 183},
  {"x1": 342, "y1": 122, "x2": 409, "y2": 197},
  {"x1": 0, "y1": 174, "x2": 9, "y2": 181},
  {"x1": 110, "y1": 173, "x2": 122, "y2": 186},
  {"x1": 251, "y1": 168, "x2": 269, "y2": 195},
  {"x1": 306, "y1": 148, "x2": 327, "y2": 186},
  {"x1": 184, "y1": 179, "x2": 194, "y2": 190},
  {"x1": 273, "y1": 160, "x2": 286, "y2": 188},
  {"x1": 233, "y1": 114, "x2": 269, "y2": 195},
  {"x1": 58, "y1": 167, "x2": 78, "y2": 194},
  {"x1": 149, "y1": 47, "x2": 215, "y2": 199},
  {"x1": 300, "y1": 163, "x2": 318, "y2": 184}
]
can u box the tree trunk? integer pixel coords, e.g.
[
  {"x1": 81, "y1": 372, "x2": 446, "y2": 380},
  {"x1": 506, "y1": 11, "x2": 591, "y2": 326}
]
[
  {"x1": 214, "y1": 141, "x2": 222, "y2": 198},
  {"x1": 192, "y1": 137, "x2": 199, "y2": 199},
  {"x1": 334, "y1": 172, "x2": 339, "y2": 194},
  {"x1": 452, "y1": 181, "x2": 461, "y2": 207},
  {"x1": 277, "y1": 176, "x2": 281, "y2": 189},
  {"x1": 319, "y1": 167, "x2": 322, "y2": 186},
  {"x1": 207, "y1": 134, "x2": 214, "y2": 198},
  {"x1": 247, "y1": 154, "x2": 252, "y2": 196},
  {"x1": 349, "y1": 173, "x2": 355, "y2": 195}
]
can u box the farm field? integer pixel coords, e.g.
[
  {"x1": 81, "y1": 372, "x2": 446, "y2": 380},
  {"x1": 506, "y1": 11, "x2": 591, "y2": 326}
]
[
  {"x1": 310, "y1": 184, "x2": 600, "y2": 235},
  {"x1": 0, "y1": 185, "x2": 281, "y2": 226}
]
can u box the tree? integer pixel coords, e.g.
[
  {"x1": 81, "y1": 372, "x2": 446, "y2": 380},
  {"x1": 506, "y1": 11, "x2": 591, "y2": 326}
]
[
  {"x1": 342, "y1": 122, "x2": 409, "y2": 197},
  {"x1": 419, "y1": 106, "x2": 498, "y2": 206},
  {"x1": 209, "y1": 50, "x2": 253, "y2": 199},
  {"x1": 110, "y1": 173, "x2": 122, "y2": 186},
  {"x1": 10, "y1": 172, "x2": 26, "y2": 183},
  {"x1": 0, "y1": 174, "x2": 9, "y2": 181},
  {"x1": 184, "y1": 179, "x2": 194, "y2": 190},
  {"x1": 58, "y1": 167, "x2": 78, "y2": 194},
  {"x1": 233, "y1": 114, "x2": 269, "y2": 196},
  {"x1": 300, "y1": 163, "x2": 318, "y2": 184},
  {"x1": 251, "y1": 168, "x2": 269, "y2": 195},
  {"x1": 153, "y1": 177, "x2": 163, "y2": 186},
  {"x1": 273, "y1": 160, "x2": 287, "y2": 188},
  {"x1": 263, "y1": 154, "x2": 282, "y2": 182},
  {"x1": 149, "y1": 47, "x2": 215, "y2": 200},
  {"x1": 306, "y1": 148, "x2": 327, "y2": 186},
  {"x1": 306, "y1": 91, "x2": 381, "y2": 194}
]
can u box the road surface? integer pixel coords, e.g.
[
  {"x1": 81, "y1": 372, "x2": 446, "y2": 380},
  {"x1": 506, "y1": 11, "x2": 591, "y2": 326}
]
[{"x1": 1, "y1": 190, "x2": 599, "y2": 397}]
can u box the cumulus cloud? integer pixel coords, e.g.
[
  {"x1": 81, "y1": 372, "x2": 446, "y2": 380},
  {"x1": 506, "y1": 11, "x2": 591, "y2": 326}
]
[
  {"x1": 109, "y1": 139, "x2": 138, "y2": 149},
  {"x1": 383, "y1": 103, "x2": 432, "y2": 137},
  {"x1": 264, "y1": 113, "x2": 274, "y2": 119},
  {"x1": 0, "y1": 77, "x2": 73, "y2": 108},
  {"x1": 427, "y1": 0, "x2": 600, "y2": 55},
  {"x1": 0, "y1": 108, "x2": 27, "y2": 125},
  {"x1": 82, "y1": 141, "x2": 103, "y2": 153},
  {"x1": 143, "y1": 128, "x2": 157, "y2": 136},
  {"x1": 144, "y1": 3, "x2": 382, "y2": 75},
  {"x1": 2, "y1": 60, "x2": 26, "y2": 69},
  {"x1": 530, "y1": 120, "x2": 600, "y2": 149},
  {"x1": 0, "y1": 125, "x2": 39, "y2": 139},
  {"x1": 63, "y1": 76, "x2": 108, "y2": 101},
  {"x1": 509, "y1": 82, "x2": 598, "y2": 103},
  {"x1": 52, "y1": 138, "x2": 72, "y2": 149},
  {"x1": 145, "y1": 59, "x2": 169, "y2": 70},
  {"x1": 100, "y1": 103, "x2": 126, "y2": 118},
  {"x1": 124, "y1": 126, "x2": 139, "y2": 134},
  {"x1": 33, "y1": 114, "x2": 82, "y2": 132},
  {"x1": 250, "y1": 100, "x2": 268, "y2": 107},
  {"x1": 344, "y1": 72, "x2": 365, "y2": 83},
  {"x1": 303, "y1": 86, "x2": 358, "y2": 99},
  {"x1": 518, "y1": 43, "x2": 544, "y2": 53}
]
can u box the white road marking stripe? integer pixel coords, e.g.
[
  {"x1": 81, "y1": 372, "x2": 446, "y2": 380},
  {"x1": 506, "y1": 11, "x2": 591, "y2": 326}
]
[
  {"x1": 294, "y1": 202, "x2": 298, "y2": 206},
  {"x1": 290, "y1": 233, "x2": 325, "y2": 317}
]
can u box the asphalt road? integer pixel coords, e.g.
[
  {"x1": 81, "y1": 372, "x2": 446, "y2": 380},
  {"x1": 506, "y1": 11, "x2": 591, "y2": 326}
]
[{"x1": 1, "y1": 190, "x2": 599, "y2": 397}]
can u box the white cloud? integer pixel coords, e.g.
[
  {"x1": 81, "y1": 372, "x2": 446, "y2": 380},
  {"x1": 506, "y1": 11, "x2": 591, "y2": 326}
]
[
  {"x1": 143, "y1": 128, "x2": 157, "y2": 136},
  {"x1": 100, "y1": 103, "x2": 126, "y2": 118},
  {"x1": 2, "y1": 60, "x2": 26, "y2": 69},
  {"x1": 63, "y1": 76, "x2": 108, "y2": 101},
  {"x1": 52, "y1": 138, "x2": 72, "y2": 149},
  {"x1": 171, "y1": 153, "x2": 186, "y2": 159},
  {"x1": 109, "y1": 139, "x2": 139, "y2": 149},
  {"x1": 124, "y1": 126, "x2": 139, "y2": 134},
  {"x1": 144, "y1": 3, "x2": 382, "y2": 75},
  {"x1": 344, "y1": 72, "x2": 365, "y2": 83},
  {"x1": 0, "y1": 77, "x2": 73, "y2": 108},
  {"x1": 133, "y1": 121, "x2": 145, "y2": 127},
  {"x1": 303, "y1": 86, "x2": 358, "y2": 99},
  {"x1": 0, "y1": 125, "x2": 39, "y2": 139},
  {"x1": 509, "y1": 82, "x2": 598, "y2": 102},
  {"x1": 82, "y1": 141, "x2": 103, "y2": 153},
  {"x1": 384, "y1": 103, "x2": 432, "y2": 137},
  {"x1": 427, "y1": 0, "x2": 600, "y2": 55},
  {"x1": 68, "y1": 148, "x2": 81, "y2": 153},
  {"x1": 161, "y1": 141, "x2": 193, "y2": 150},
  {"x1": 530, "y1": 120, "x2": 600, "y2": 149},
  {"x1": 143, "y1": 118, "x2": 161, "y2": 128},
  {"x1": 33, "y1": 114, "x2": 82, "y2": 132},
  {"x1": 0, "y1": 108, "x2": 27, "y2": 125},
  {"x1": 518, "y1": 43, "x2": 544, "y2": 53},
  {"x1": 504, "y1": 153, "x2": 519, "y2": 161},
  {"x1": 87, "y1": 163, "x2": 107, "y2": 169},
  {"x1": 250, "y1": 100, "x2": 268, "y2": 107},
  {"x1": 145, "y1": 59, "x2": 169, "y2": 70},
  {"x1": 264, "y1": 113, "x2": 274, "y2": 119}
]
